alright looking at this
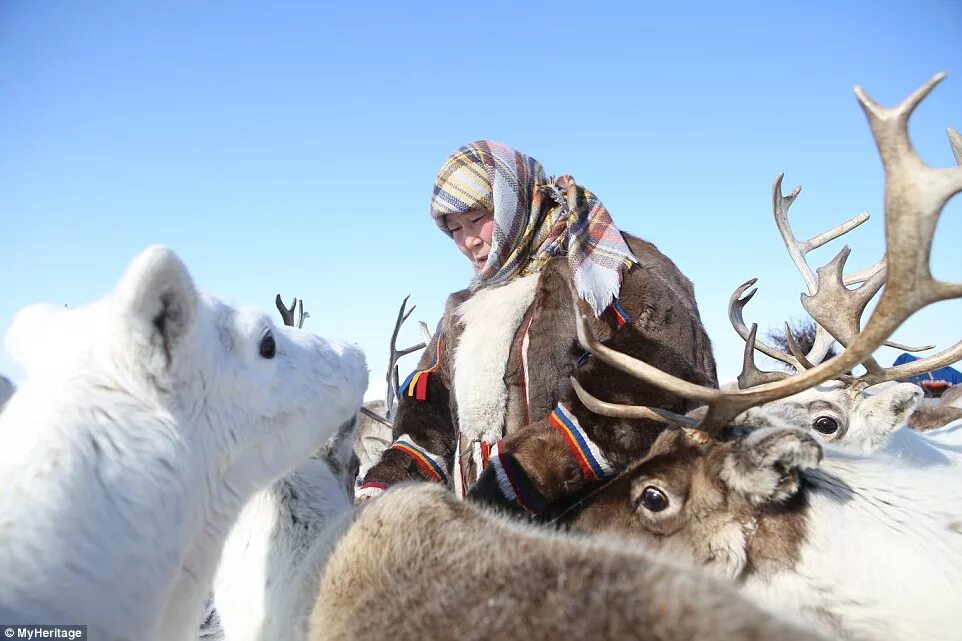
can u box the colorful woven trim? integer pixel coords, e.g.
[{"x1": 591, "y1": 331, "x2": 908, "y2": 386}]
[
  {"x1": 473, "y1": 439, "x2": 502, "y2": 474},
  {"x1": 355, "y1": 481, "x2": 388, "y2": 503},
  {"x1": 399, "y1": 335, "x2": 444, "y2": 401},
  {"x1": 390, "y1": 434, "x2": 447, "y2": 482},
  {"x1": 607, "y1": 298, "x2": 631, "y2": 328},
  {"x1": 548, "y1": 403, "x2": 614, "y2": 483},
  {"x1": 488, "y1": 447, "x2": 545, "y2": 514}
]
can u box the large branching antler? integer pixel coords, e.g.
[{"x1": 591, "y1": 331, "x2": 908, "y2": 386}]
[
  {"x1": 770, "y1": 173, "x2": 875, "y2": 365},
  {"x1": 574, "y1": 73, "x2": 962, "y2": 436},
  {"x1": 730, "y1": 171, "x2": 929, "y2": 381}
]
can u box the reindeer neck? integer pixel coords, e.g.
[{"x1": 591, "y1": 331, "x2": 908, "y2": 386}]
[{"x1": 0, "y1": 389, "x2": 208, "y2": 636}]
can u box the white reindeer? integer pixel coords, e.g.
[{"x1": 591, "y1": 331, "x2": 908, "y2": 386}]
[
  {"x1": 566, "y1": 73, "x2": 962, "y2": 641},
  {"x1": 726, "y1": 127, "x2": 962, "y2": 457},
  {"x1": 0, "y1": 245, "x2": 369, "y2": 641}
]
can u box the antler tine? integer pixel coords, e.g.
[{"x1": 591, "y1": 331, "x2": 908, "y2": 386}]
[
  {"x1": 842, "y1": 258, "x2": 885, "y2": 286},
  {"x1": 949, "y1": 128, "x2": 962, "y2": 166},
  {"x1": 296, "y1": 299, "x2": 310, "y2": 329},
  {"x1": 836, "y1": 260, "x2": 931, "y2": 352},
  {"x1": 574, "y1": 73, "x2": 962, "y2": 436},
  {"x1": 780, "y1": 322, "x2": 818, "y2": 370},
  {"x1": 727, "y1": 279, "x2": 803, "y2": 369},
  {"x1": 419, "y1": 321, "x2": 433, "y2": 344},
  {"x1": 857, "y1": 341, "x2": 962, "y2": 387},
  {"x1": 384, "y1": 295, "x2": 428, "y2": 419},
  {"x1": 772, "y1": 174, "x2": 816, "y2": 293},
  {"x1": 770, "y1": 174, "x2": 864, "y2": 364},
  {"x1": 737, "y1": 323, "x2": 792, "y2": 388},
  {"x1": 569, "y1": 378, "x2": 699, "y2": 428},
  {"x1": 275, "y1": 294, "x2": 297, "y2": 327},
  {"x1": 359, "y1": 405, "x2": 394, "y2": 427},
  {"x1": 855, "y1": 72, "x2": 962, "y2": 306},
  {"x1": 801, "y1": 246, "x2": 886, "y2": 372}
]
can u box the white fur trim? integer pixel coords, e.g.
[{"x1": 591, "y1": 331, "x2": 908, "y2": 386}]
[
  {"x1": 453, "y1": 437, "x2": 466, "y2": 499},
  {"x1": 454, "y1": 274, "x2": 539, "y2": 443}
]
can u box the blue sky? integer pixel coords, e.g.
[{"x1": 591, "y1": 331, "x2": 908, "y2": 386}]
[{"x1": 1, "y1": 0, "x2": 960, "y2": 398}]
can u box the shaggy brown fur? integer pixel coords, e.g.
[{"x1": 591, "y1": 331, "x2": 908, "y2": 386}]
[
  {"x1": 907, "y1": 404, "x2": 962, "y2": 431},
  {"x1": 308, "y1": 484, "x2": 822, "y2": 641}
]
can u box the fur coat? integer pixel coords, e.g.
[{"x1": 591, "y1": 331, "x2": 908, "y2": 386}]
[{"x1": 359, "y1": 233, "x2": 717, "y2": 513}]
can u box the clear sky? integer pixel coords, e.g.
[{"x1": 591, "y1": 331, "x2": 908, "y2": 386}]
[{"x1": 1, "y1": 0, "x2": 960, "y2": 400}]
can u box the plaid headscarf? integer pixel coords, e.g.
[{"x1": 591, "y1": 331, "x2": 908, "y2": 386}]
[{"x1": 430, "y1": 140, "x2": 637, "y2": 316}]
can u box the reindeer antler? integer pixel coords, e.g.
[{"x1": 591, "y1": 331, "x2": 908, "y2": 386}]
[
  {"x1": 275, "y1": 295, "x2": 310, "y2": 328},
  {"x1": 384, "y1": 296, "x2": 429, "y2": 421},
  {"x1": 948, "y1": 128, "x2": 962, "y2": 166},
  {"x1": 575, "y1": 73, "x2": 962, "y2": 436}
]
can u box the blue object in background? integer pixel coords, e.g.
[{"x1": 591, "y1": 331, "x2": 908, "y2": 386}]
[{"x1": 893, "y1": 353, "x2": 962, "y2": 386}]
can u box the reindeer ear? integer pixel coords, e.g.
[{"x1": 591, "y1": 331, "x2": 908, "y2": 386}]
[
  {"x1": 863, "y1": 382, "x2": 923, "y2": 444},
  {"x1": 720, "y1": 428, "x2": 822, "y2": 506},
  {"x1": 112, "y1": 246, "x2": 198, "y2": 370}
]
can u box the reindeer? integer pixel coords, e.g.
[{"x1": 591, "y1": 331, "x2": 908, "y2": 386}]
[
  {"x1": 555, "y1": 73, "x2": 962, "y2": 641},
  {"x1": 723, "y1": 130, "x2": 962, "y2": 459},
  {"x1": 0, "y1": 246, "x2": 369, "y2": 641}
]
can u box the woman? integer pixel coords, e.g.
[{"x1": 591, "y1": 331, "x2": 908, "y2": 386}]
[{"x1": 358, "y1": 141, "x2": 717, "y2": 514}]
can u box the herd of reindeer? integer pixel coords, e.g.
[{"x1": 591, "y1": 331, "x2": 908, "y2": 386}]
[{"x1": 0, "y1": 73, "x2": 961, "y2": 641}]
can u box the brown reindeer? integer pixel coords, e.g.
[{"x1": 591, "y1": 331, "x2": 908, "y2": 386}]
[
  {"x1": 552, "y1": 73, "x2": 962, "y2": 641},
  {"x1": 305, "y1": 483, "x2": 823, "y2": 641}
]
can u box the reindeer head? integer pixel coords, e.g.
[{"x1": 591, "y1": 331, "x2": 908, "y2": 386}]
[{"x1": 572, "y1": 417, "x2": 821, "y2": 580}]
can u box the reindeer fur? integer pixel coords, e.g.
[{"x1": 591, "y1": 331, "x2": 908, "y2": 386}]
[
  {"x1": 0, "y1": 246, "x2": 368, "y2": 641},
  {"x1": 771, "y1": 381, "x2": 962, "y2": 466}
]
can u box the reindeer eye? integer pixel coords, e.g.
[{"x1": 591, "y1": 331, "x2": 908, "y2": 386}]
[
  {"x1": 812, "y1": 416, "x2": 839, "y2": 434},
  {"x1": 639, "y1": 486, "x2": 669, "y2": 512},
  {"x1": 259, "y1": 331, "x2": 276, "y2": 359}
]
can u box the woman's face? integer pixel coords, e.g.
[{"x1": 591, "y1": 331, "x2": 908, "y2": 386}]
[{"x1": 445, "y1": 209, "x2": 494, "y2": 273}]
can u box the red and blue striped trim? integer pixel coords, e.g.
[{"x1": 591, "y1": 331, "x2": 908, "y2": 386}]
[
  {"x1": 399, "y1": 335, "x2": 444, "y2": 401},
  {"x1": 607, "y1": 298, "x2": 631, "y2": 328},
  {"x1": 390, "y1": 434, "x2": 447, "y2": 482},
  {"x1": 547, "y1": 404, "x2": 614, "y2": 483}
]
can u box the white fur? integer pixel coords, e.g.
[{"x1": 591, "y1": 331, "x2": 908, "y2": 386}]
[
  {"x1": 771, "y1": 381, "x2": 920, "y2": 452},
  {"x1": 773, "y1": 381, "x2": 962, "y2": 467},
  {"x1": 213, "y1": 452, "x2": 354, "y2": 641},
  {"x1": 721, "y1": 428, "x2": 962, "y2": 641},
  {"x1": 0, "y1": 246, "x2": 368, "y2": 641},
  {"x1": 453, "y1": 274, "x2": 539, "y2": 443}
]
